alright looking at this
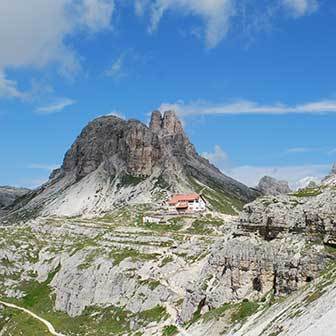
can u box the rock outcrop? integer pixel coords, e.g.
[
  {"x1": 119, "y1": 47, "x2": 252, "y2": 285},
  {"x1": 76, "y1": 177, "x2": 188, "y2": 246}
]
[
  {"x1": 256, "y1": 176, "x2": 291, "y2": 196},
  {"x1": 3, "y1": 111, "x2": 259, "y2": 218},
  {"x1": 180, "y1": 187, "x2": 336, "y2": 322}
]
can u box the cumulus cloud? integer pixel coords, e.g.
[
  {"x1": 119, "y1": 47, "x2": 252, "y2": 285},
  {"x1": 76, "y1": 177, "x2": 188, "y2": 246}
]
[
  {"x1": 159, "y1": 99, "x2": 336, "y2": 116},
  {"x1": 36, "y1": 98, "x2": 76, "y2": 114},
  {"x1": 282, "y1": 0, "x2": 319, "y2": 17},
  {"x1": 0, "y1": 0, "x2": 114, "y2": 91}
]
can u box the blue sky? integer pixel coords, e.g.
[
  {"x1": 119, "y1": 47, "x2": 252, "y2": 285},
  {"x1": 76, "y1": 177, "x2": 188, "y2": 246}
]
[{"x1": 1, "y1": 0, "x2": 336, "y2": 189}]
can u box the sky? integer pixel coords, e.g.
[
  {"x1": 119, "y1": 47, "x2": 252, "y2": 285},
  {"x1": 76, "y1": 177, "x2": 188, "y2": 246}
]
[{"x1": 0, "y1": 0, "x2": 336, "y2": 189}]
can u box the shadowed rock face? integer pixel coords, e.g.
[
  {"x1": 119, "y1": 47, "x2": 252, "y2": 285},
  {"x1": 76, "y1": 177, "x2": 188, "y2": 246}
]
[
  {"x1": 256, "y1": 176, "x2": 291, "y2": 196},
  {"x1": 3, "y1": 111, "x2": 259, "y2": 218}
]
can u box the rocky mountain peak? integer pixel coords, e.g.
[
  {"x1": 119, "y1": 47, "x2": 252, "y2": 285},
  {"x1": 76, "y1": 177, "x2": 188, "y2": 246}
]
[
  {"x1": 149, "y1": 110, "x2": 184, "y2": 136},
  {"x1": 4, "y1": 110, "x2": 259, "y2": 218},
  {"x1": 256, "y1": 176, "x2": 291, "y2": 196}
]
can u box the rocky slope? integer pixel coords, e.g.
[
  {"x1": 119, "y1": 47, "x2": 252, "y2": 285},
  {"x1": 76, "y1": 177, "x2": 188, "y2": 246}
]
[
  {"x1": 1, "y1": 111, "x2": 258, "y2": 220},
  {"x1": 180, "y1": 185, "x2": 336, "y2": 329},
  {"x1": 256, "y1": 176, "x2": 291, "y2": 196},
  {"x1": 0, "y1": 186, "x2": 30, "y2": 209}
]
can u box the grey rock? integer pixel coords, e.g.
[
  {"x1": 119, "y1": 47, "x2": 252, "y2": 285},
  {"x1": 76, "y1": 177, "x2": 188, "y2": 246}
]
[
  {"x1": 256, "y1": 176, "x2": 291, "y2": 196},
  {"x1": 0, "y1": 186, "x2": 30, "y2": 209}
]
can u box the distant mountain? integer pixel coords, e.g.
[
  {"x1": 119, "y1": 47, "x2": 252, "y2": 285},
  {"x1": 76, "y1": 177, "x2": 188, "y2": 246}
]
[
  {"x1": 0, "y1": 186, "x2": 30, "y2": 209},
  {"x1": 256, "y1": 176, "x2": 291, "y2": 196},
  {"x1": 3, "y1": 111, "x2": 259, "y2": 219}
]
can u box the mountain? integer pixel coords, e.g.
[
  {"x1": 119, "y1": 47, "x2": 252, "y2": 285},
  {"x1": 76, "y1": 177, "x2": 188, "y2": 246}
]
[
  {"x1": 256, "y1": 176, "x2": 291, "y2": 196},
  {"x1": 0, "y1": 186, "x2": 30, "y2": 209},
  {"x1": 4, "y1": 111, "x2": 259, "y2": 219}
]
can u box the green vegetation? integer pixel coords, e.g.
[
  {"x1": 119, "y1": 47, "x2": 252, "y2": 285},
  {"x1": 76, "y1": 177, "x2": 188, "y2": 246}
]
[
  {"x1": 230, "y1": 300, "x2": 259, "y2": 323},
  {"x1": 162, "y1": 324, "x2": 178, "y2": 336},
  {"x1": 109, "y1": 248, "x2": 160, "y2": 265},
  {"x1": 3, "y1": 266, "x2": 168, "y2": 336},
  {"x1": 187, "y1": 216, "x2": 223, "y2": 235},
  {"x1": 119, "y1": 174, "x2": 146, "y2": 187},
  {"x1": 143, "y1": 221, "x2": 182, "y2": 233},
  {"x1": 154, "y1": 175, "x2": 171, "y2": 190},
  {"x1": 0, "y1": 307, "x2": 52, "y2": 336},
  {"x1": 292, "y1": 188, "x2": 322, "y2": 198},
  {"x1": 189, "y1": 177, "x2": 244, "y2": 215},
  {"x1": 202, "y1": 303, "x2": 231, "y2": 322},
  {"x1": 138, "y1": 305, "x2": 169, "y2": 323},
  {"x1": 139, "y1": 278, "x2": 161, "y2": 290},
  {"x1": 160, "y1": 256, "x2": 174, "y2": 267}
]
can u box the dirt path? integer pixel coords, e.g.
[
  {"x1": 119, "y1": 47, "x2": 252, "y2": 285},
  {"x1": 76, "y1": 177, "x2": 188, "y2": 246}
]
[{"x1": 0, "y1": 300, "x2": 66, "y2": 336}]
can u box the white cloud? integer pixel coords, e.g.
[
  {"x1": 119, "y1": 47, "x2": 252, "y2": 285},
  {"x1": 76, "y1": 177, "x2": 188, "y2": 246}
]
[
  {"x1": 159, "y1": 99, "x2": 336, "y2": 116},
  {"x1": 202, "y1": 145, "x2": 230, "y2": 169},
  {"x1": 282, "y1": 0, "x2": 319, "y2": 17},
  {"x1": 36, "y1": 98, "x2": 76, "y2": 114},
  {"x1": 28, "y1": 164, "x2": 59, "y2": 171},
  {"x1": 228, "y1": 164, "x2": 329, "y2": 189},
  {"x1": 204, "y1": 144, "x2": 330, "y2": 189},
  {"x1": 105, "y1": 55, "x2": 125, "y2": 79},
  {"x1": 80, "y1": 0, "x2": 114, "y2": 32},
  {"x1": 0, "y1": 0, "x2": 114, "y2": 93},
  {"x1": 148, "y1": 0, "x2": 235, "y2": 48},
  {"x1": 0, "y1": 71, "x2": 27, "y2": 100}
]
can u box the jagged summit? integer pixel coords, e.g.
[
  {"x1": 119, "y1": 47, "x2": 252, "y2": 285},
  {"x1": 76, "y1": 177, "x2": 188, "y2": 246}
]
[{"x1": 3, "y1": 110, "x2": 259, "y2": 218}]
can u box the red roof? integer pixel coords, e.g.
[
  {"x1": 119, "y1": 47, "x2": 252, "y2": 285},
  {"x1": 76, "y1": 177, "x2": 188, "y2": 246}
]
[{"x1": 168, "y1": 193, "x2": 200, "y2": 205}]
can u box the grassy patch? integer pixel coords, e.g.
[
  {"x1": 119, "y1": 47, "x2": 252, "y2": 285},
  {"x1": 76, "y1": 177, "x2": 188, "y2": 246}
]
[
  {"x1": 109, "y1": 248, "x2": 160, "y2": 265},
  {"x1": 162, "y1": 324, "x2": 178, "y2": 336},
  {"x1": 230, "y1": 301, "x2": 259, "y2": 323},
  {"x1": 138, "y1": 305, "x2": 169, "y2": 323},
  {"x1": 119, "y1": 174, "x2": 146, "y2": 187},
  {"x1": 202, "y1": 303, "x2": 231, "y2": 322},
  {"x1": 189, "y1": 177, "x2": 244, "y2": 215},
  {"x1": 292, "y1": 188, "x2": 322, "y2": 198}
]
